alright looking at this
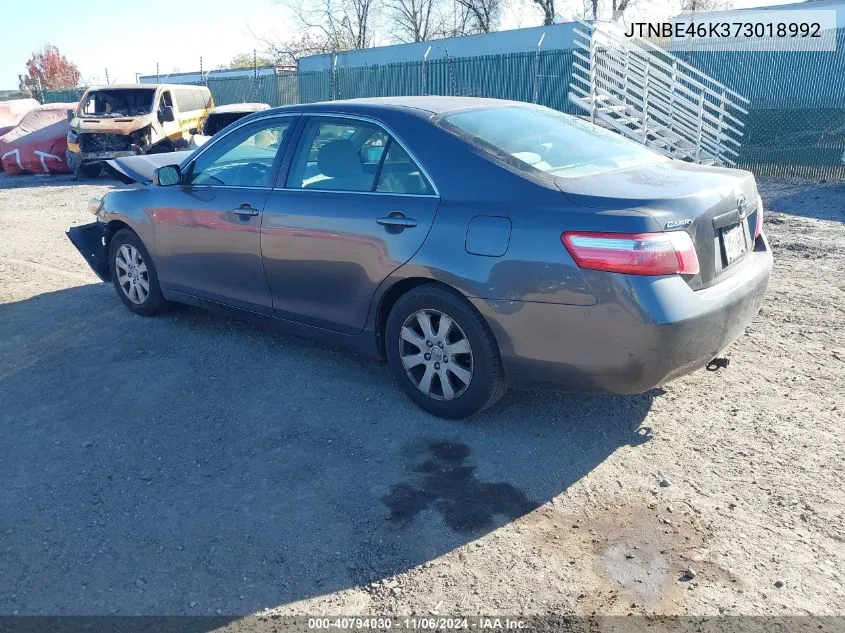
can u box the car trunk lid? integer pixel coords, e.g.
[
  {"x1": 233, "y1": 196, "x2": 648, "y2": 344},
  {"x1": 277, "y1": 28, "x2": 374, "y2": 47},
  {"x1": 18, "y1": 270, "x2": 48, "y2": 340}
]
[{"x1": 556, "y1": 159, "x2": 760, "y2": 289}]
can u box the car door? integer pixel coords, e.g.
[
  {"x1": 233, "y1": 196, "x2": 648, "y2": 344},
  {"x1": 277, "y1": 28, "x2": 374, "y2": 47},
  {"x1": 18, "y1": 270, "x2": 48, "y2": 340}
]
[
  {"x1": 261, "y1": 115, "x2": 440, "y2": 334},
  {"x1": 152, "y1": 115, "x2": 297, "y2": 313}
]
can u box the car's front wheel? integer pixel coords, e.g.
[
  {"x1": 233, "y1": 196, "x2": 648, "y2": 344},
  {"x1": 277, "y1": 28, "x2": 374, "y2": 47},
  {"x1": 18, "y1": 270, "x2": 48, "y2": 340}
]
[
  {"x1": 108, "y1": 229, "x2": 168, "y2": 316},
  {"x1": 385, "y1": 284, "x2": 507, "y2": 419}
]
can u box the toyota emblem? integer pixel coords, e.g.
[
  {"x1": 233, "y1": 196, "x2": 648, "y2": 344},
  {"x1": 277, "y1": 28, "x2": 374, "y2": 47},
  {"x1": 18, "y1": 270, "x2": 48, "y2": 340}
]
[{"x1": 737, "y1": 194, "x2": 749, "y2": 220}]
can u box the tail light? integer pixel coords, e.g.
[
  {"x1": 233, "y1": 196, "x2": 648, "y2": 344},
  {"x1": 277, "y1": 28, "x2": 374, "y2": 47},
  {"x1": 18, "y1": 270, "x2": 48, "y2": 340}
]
[
  {"x1": 562, "y1": 231, "x2": 700, "y2": 276},
  {"x1": 754, "y1": 195, "x2": 764, "y2": 239}
]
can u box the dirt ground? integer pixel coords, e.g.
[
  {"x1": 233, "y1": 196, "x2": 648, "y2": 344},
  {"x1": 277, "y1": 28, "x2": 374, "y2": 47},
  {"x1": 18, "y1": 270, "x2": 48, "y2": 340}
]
[{"x1": 0, "y1": 172, "x2": 842, "y2": 621}]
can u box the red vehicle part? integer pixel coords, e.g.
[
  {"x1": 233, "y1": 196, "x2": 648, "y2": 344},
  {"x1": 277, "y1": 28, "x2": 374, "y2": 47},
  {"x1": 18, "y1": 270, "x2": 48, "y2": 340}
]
[
  {"x1": 0, "y1": 98, "x2": 39, "y2": 137},
  {"x1": 0, "y1": 102, "x2": 76, "y2": 175}
]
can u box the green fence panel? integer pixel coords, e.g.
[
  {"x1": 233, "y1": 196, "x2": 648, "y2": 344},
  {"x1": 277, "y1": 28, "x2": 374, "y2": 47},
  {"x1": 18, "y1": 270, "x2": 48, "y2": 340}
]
[
  {"x1": 18, "y1": 29, "x2": 842, "y2": 179},
  {"x1": 40, "y1": 88, "x2": 85, "y2": 104}
]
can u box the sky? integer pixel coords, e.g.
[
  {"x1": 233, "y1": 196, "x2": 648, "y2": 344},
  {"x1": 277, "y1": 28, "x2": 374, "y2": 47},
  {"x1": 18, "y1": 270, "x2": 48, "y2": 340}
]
[{"x1": 1, "y1": 0, "x2": 800, "y2": 88}]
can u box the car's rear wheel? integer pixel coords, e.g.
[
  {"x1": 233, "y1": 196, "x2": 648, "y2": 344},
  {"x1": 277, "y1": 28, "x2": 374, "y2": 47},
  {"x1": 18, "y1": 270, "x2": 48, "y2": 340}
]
[
  {"x1": 108, "y1": 229, "x2": 168, "y2": 316},
  {"x1": 385, "y1": 284, "x2": 507, "y2": 419}
]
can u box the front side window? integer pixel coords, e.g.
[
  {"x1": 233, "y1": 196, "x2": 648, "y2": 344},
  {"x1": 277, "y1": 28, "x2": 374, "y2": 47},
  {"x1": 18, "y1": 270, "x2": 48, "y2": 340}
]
[
  {"x1": 439, "y1": 105, "x2": 667, "y2": 179},
  {"x1": 159, "y1": 91, "x2": 174, "y2": 118},
  {"x1": 190, "y1": 119, "x2": 291, "y2": 187}
]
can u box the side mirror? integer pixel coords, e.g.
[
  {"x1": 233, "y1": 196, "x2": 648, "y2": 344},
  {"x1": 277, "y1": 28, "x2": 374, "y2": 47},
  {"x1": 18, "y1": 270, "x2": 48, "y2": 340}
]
[
  {"x1": 162, "y1": 105, "x2": 176, "y2": 123},
  {"x1": 154, "y1": 165, "x2": 182, "y2": 186},
  {"x1": 66, "y1": 109, "x2": 75, "y2": 121}
]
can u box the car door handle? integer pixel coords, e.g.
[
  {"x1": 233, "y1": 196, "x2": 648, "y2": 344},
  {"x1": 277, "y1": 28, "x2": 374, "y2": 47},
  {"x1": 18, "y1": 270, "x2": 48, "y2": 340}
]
[
  {"x1": 232, "y1": 204, "x2": 259, "y2": 217},
  {"x1": 376, "y1": 214, "x2": 417, "y2": 228}
]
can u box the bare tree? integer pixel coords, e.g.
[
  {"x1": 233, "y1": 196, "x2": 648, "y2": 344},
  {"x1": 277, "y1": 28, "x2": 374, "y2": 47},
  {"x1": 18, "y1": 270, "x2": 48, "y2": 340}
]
[
  {"x1": 441, "y1": 1, "x2": 475, "y2": 36},
  {"x1": 680, "y1": 0, "x2": 732, "y2": 12},
  {"x1": 252, "y1": 30, "x2": 345, "y2": 64},
  {"x1": 611, "y1": 0, "x2": 631, "y2": 20},
  {"x1": 532, "y1": 0, "x2": 555, "y2": 25},
  {"x1": 387, "y1": 0, "x2": 442, "y2": 42},
  {"x1": 454, "y1": 0, "x2": 500, "y2": 33},
  {"x1": 277, "y1": 0, "x2": 379, "y2": 51}
]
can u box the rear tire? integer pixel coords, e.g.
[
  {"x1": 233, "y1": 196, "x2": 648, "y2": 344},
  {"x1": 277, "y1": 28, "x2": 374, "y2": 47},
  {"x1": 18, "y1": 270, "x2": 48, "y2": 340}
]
[
  {"x1": 385, "y1": 284, "x2": 507, "y2": 419},
  {"x1": 108, "y1": 229, "x2": 168, "y2": 316}
]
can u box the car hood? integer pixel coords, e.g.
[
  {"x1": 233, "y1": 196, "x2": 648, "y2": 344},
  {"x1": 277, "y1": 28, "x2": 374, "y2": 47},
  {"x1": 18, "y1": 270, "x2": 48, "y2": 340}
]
[{"x1": 105, "y1": 151, "x2": 192, "y2": 184}]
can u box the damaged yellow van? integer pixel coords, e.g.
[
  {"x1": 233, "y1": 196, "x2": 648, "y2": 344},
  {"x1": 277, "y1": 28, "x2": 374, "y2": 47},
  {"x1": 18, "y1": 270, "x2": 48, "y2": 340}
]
[{"x1": 66, "y1": 84, "x2": 213, "y2": 177}]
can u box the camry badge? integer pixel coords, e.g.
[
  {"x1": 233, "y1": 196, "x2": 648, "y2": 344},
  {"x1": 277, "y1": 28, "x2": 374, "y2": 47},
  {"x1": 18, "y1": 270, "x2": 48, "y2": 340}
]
[{"x1": 665, "y1": 218, "x2": 693, "y2": 229}]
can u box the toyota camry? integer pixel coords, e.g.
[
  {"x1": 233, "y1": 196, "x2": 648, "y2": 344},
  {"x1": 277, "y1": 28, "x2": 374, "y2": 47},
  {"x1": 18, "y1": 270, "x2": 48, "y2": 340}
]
[{"x1": 68, "y1": 97, "x2": 773, "y2": 419}]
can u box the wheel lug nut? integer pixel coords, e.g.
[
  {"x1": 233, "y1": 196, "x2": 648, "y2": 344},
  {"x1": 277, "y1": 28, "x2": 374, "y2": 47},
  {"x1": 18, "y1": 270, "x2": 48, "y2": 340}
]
[
  {"x1": 424, "y1": 353, "x2": 431, "y2": 360},
  {"x1": 426, "y1": 340, "x2": 433, "y2": 347},
  {"x1": 437, "y1": 342, "x2": 444, "y2": 348},
  {"x1": 434, "y1": 362, "x2": 440, "y2": 370}
]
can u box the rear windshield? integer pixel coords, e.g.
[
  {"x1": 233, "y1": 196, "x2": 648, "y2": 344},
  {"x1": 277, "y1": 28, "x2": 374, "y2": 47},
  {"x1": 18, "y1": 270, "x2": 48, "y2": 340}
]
[
  {"x1": 79, "y1": 89, "x2": 156, "y2": 118},
  {"x1": 439, "y1": 105, "x2": 666, "y2": 178}
]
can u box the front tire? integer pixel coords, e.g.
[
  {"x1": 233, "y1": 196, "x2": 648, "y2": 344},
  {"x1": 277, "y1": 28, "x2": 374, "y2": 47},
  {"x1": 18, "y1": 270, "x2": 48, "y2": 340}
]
[
  {"x1": 77, "y1": 163, "x2": 102, "y2": 179},
  {"x1": 108, "y1": 229, "x2": 168, "y2": 316},
  {"x1": 385, "y1": 284, "x2": 507, "y2": 419}
]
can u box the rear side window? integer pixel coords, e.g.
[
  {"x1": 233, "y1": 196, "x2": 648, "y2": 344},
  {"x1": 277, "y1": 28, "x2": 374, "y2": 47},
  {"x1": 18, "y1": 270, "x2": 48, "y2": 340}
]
[
  {"x1": 175, "y1": 87, "x2": 207, "y2": 112},
  {"x1": 376, "y1": 142, "x2": 433, "y2": 195},
  {"x1": 440, "y1": 105, "x2": 666, "y2": 179},
  {"x1": 286, "y1": 117, "x2": 434, "y2": 194}
]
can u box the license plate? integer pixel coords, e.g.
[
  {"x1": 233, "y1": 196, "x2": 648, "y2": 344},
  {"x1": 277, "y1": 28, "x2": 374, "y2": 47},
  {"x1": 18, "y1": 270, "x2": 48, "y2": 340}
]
[{"x1": 722, "y1": 223, "x2": 747, "y2": 265}]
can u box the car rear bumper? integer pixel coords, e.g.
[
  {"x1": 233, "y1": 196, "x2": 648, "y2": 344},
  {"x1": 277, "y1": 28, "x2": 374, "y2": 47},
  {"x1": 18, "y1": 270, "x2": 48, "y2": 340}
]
[{"x1": 471, "y1": 233, "x2": 773, "y2": 393}]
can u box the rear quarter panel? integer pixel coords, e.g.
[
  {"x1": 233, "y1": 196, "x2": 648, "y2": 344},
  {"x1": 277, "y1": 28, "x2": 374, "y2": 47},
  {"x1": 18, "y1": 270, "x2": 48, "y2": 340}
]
[{"x1": 373, "y1": 109, "x2": 661, "y2": 307}]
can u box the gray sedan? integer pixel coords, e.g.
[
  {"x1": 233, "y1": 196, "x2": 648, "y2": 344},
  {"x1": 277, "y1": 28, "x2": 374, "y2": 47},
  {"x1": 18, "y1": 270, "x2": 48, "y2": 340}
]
[{"x1": 68, "y1": 97, "x2": 772, "y2": 419}]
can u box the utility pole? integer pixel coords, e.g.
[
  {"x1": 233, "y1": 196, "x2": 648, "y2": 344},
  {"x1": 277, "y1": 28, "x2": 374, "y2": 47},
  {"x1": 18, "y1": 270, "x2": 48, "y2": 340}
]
[
  {"x1": 331, "y1": 54, "x2": 338, "y2": 101},
  {"x1": 253, "y1": 49, "x2": 259, "y2": 101}
]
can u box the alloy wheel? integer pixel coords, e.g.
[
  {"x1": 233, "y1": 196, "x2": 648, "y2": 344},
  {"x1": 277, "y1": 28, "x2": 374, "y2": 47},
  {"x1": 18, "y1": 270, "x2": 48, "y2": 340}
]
[
  {"x1": 399, "y1": 309, "x2": 473, "y2": 401},
  {"x1": 115, "y1": 243, "x2": 150, "y2": 305}
]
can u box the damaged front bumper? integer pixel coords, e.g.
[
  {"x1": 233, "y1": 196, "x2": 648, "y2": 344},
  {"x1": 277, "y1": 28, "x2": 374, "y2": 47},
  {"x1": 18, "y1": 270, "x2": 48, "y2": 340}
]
[
  {"x1": 67, "y1": 222, "x2": 110, "y2": 282},
  {"x1": 68, "y1": 149, "x2": 140, "y2": 166},
  {"x1": 82, "y1": 150, "x2": 140, "y2": 161}
]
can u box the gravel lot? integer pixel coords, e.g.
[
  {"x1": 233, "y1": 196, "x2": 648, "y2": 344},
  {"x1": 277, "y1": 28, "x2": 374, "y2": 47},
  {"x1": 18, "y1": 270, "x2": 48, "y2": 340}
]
[{"x1": 0, "y1": 172, "x2": 843, "y2": 619}]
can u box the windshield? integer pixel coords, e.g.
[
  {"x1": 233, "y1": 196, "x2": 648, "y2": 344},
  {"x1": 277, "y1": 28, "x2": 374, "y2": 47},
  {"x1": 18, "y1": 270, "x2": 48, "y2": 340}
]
[
  {"x1": 79, "y1": 89, "x2": 156, "y2": 118},
  {"x1": 440, "y1": 105, "x2": 667, "y2": 178},
  {"x1": 203, "y1": 112, "x2": 251, "y2": 136}
]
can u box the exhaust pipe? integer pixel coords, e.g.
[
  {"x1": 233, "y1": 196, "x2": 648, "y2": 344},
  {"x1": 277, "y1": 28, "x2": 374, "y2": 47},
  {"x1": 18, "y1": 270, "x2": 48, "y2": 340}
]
[{"x1": 706, "y1": 356, "x2": 730, "y2": 371}]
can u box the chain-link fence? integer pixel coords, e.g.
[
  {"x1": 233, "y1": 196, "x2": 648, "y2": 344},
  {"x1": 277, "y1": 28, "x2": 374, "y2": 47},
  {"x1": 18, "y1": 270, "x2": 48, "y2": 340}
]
[{"x1": 11, "y1": 28, "x2": 845, "y2": 180}]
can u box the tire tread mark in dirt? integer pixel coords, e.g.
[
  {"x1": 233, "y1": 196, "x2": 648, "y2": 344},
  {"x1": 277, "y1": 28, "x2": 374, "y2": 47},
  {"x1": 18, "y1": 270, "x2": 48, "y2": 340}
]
[{"x1": 383, "y1": 440, "x2": 536, "y2": 534}]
